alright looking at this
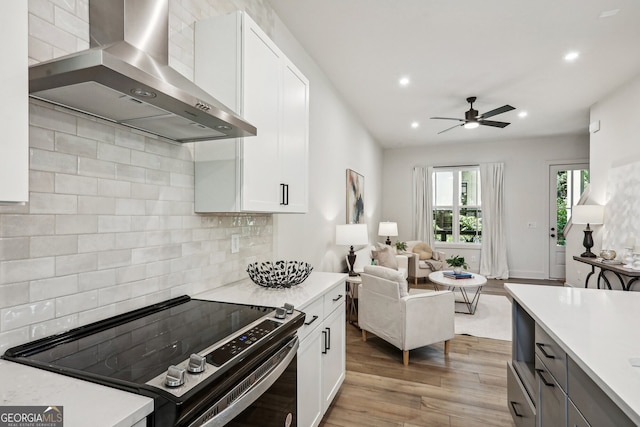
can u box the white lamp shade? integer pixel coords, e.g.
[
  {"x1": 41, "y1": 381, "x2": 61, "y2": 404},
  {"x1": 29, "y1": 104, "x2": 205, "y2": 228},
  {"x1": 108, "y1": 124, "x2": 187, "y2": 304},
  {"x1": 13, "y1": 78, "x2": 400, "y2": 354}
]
[
  {"x1": 378, "y1": 221, "x2": 398, "y2": 237},
  {"x1": 572, "y1": 205, "x2": 604, "y2": 225},
  {"x1": 336, "y1": 224, "x2": 369, "y2": 246}
]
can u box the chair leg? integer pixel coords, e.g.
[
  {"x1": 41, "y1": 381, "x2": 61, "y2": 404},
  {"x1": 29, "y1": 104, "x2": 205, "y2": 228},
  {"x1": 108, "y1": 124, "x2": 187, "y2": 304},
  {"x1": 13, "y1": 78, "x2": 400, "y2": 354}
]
[
  {"x1": 402, "y1": 350, "x2": 409, "y2": 366},
  {"x1": 414, "y1": 277, "x2": 418, "y2": 286},
  {"x1": 361, "y1": 329, "x2": 367, "y2": 342},
  {"x1": 444, "y1": 339, "x2": 451, "y2": 355}
]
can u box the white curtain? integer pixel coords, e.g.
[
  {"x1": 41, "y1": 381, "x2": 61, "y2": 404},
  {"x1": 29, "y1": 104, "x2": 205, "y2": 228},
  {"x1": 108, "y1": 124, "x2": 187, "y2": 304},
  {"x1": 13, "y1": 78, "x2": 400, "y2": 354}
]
[
  {"x1": 479, "y1": 163, "x2": 509, "y2": 279},
  {"x1": 413, "y1": 166, "x2": 435, "y2": 248}
]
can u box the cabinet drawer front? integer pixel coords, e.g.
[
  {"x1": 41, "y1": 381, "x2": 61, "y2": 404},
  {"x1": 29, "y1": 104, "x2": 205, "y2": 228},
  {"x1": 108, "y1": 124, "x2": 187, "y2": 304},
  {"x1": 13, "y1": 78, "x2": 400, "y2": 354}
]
[
  {"x1": 507, "y1": 362, "x2": 536, "y2": 427},
  {"x1": 568, "y1": 400, "x2": 590, "y2": 427},
  {"x1": 535, "y1": 324, "x2": 567, "y2": 391},
  {"x1": 298, "y1": 298, "x2": 324, "y2": 342},
  {"x1": 535, "y1": 355, "x2": 567, "y2": 427},
  {"x1": 323, "y1": 282, "x2": 346, "y2": 315},
  {"x1": 567, "y1": 357, "x2": 635, "y2": 427}
]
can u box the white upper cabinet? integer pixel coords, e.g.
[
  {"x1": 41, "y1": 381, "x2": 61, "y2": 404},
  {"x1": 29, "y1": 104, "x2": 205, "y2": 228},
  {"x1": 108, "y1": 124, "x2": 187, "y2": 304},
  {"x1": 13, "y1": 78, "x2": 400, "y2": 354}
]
[
  {"x1": 0, "y1": 2, "x2": 29, "y2": 203},
  {"x1": 194, "y1": 11, "x2": 309, "y2": 213}
]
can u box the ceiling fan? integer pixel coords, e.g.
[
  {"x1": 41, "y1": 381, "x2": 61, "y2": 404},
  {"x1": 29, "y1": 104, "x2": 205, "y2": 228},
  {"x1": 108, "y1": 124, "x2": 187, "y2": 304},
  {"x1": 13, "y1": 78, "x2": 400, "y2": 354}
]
[{"x1": 431, "y1": 97, "x2": 515, "y2": 134}]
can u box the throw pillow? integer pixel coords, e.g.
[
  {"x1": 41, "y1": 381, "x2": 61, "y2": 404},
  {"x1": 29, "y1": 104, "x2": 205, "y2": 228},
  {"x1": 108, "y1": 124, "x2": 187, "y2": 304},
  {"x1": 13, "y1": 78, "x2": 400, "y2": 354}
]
[
  {"x1": 412, "y1": 242, "x2": 433, "y2": 260},
  {"x1": 371, "y1": 246, "x2": 398, "y2": 270},
  {"x1": 375, "y1": 241, "x2": 397, "y2": 254},
  {"x1": 363, "y1": 265, "x2": 409, "y2": 297}
]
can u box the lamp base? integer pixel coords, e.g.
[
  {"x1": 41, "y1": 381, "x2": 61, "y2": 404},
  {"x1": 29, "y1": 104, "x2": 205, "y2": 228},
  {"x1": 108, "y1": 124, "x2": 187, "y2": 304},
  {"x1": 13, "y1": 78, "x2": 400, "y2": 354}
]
[
  {"x1": 385, "y1": 237, "x2": 391, "y2": 245},
  {"x1": 580, "y1": 250, "x2": 597, "y2": 258},
  {"x1": 347, "y1": 246, "x2": 357, "y2": 276},
  {"x1": 581, "y1": 226, "x2": 595, "y2": 258}
]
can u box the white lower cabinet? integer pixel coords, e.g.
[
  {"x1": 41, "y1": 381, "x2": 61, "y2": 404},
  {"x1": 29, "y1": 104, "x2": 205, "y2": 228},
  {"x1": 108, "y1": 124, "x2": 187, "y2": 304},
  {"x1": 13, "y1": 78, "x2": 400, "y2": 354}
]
[{"x1": 297, "y1": 281, "x2": 346, "y2": 427}]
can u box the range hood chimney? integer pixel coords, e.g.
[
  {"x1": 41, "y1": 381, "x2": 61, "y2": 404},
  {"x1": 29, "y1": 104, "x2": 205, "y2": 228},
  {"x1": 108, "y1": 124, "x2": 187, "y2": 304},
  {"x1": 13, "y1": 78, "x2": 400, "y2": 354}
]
[{"x1": 29, "y1": 0, "x2": 256, "y2": 143}]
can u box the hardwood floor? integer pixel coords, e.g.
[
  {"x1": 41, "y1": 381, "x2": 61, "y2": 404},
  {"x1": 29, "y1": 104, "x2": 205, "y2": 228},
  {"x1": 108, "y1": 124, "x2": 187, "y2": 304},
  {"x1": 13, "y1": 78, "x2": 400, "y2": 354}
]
[{"x1": 319, "y1": 278, "x2": 562, "y2": 427}]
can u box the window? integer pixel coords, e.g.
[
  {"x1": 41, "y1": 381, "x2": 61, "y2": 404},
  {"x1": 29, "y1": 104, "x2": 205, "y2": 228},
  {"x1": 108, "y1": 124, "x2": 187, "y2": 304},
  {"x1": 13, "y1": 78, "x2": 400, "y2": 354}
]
[{"x1": 432, "y1": 167, "x2": 482, "y2": 243}]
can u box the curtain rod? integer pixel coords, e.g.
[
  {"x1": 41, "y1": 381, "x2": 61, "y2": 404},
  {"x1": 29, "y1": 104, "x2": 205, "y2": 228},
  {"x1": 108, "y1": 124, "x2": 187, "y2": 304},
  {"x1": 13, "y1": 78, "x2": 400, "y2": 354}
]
[{"x1": 432, "y1": 164, "x2": 480, "y2": 169}]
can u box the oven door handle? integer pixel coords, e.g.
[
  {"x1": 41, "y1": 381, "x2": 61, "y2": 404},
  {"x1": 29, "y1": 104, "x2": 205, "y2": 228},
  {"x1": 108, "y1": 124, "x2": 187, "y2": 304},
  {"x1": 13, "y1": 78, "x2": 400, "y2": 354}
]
[{"x1": 195, "y1": 335, "x2": 299, "y2": 427}]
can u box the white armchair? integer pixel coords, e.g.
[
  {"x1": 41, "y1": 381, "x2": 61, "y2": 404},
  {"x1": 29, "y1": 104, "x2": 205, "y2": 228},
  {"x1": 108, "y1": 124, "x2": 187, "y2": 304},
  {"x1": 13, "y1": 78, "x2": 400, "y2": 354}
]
[
  {"x1": 348, "y1": 244, "x2": 408, "y2": 279},
  {"x1": 405, "y1": 240, "x2": 446, "y2": 286},
  {"x1": 358, "y1": 265, "x2": 454, "y2": 366}
]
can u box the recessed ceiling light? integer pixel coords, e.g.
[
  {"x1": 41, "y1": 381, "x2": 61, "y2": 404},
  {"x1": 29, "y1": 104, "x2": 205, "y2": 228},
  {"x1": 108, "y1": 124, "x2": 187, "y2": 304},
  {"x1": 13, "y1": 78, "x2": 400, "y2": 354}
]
[
  {"x1": 399, "y1": 76, "x2": 410, "y2": 86},
  {"x1": 564, "y1": 51, "x2": 580, "y2": 62},
  {"x1": 599, "y1": 9, "x2": 620, "y2": 18},
  {"x1": 411, "y1": 121, "x2": 419, "y2": 129},
  {"x1": 464, "y1": 121, "x2": 479, "y2": 130},
  {"x1": 518, "y1": 111, "x2": 528, "y2": 118}
]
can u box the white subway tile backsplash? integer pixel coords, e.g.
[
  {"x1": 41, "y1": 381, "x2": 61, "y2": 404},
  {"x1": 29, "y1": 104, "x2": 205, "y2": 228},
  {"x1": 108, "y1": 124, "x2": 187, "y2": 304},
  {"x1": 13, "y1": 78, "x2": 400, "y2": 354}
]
[
  {"x1": 0, "y1": 328, "x2": 30, "y2": 355},
  {"x1": 115, "y1": 264, "x2": 146, "y2": 284},
  {"x1": 0, "y1": 282, "x2": 30, "y2": 309},
  {"x1": 115, "y1": 198, "x2": 146, "y2": 216},
  {"x1": 1, "y1": 299, "x2": 55, "y2": 332},
  {"x1": 30, "y1": 148, "x2": 78, "y2": 174},
  {"x1": 30, "y1": 313, "x2": 79, "y2": 339},
  {"x1": 55, "y1": 290, "x2": 98, "y2": 317},
  {"x1": 0, "y1": 257, "x2": 55, "y2": 285},
  {"x1": 55, "y1": 133, "x2": 98, "y2": 158},
  {"x1": 98, "y1": 142, "x2": 131, "y2": 164},
  {"x1": 30, "y1": 235, "x2": 78, "y2": 258},
  {"x1": 78, "y1": 269, "x2": 116, "y2": 291},
  {"x1": 54, "y1": 6, "x2": 89, "y2": 41},
  {"x1": 29, "y1": 103, "x2": 76, "y2": 134},
  {"x1": 30, "y1": 126, "x2": 55, "y2": 150},
  {"x1": 28, "y1": 0, "x2": 55, "y2": 23},
  {"x1": 30, "y1": 192, "x2": 78, "y2": 215},
  {"x1": 145, "y1": 169, "x2": 171, "y2": 185},
  {"x1": 97, "y1": 179, "x2": 131, "y2": 198},
  {"x1": 78, "y1": 195, "x2": 116, "y2": 215},
  {"x1": 131, "y1": 183, "x2": 161, "y2": 200},
  {"x1": 30, "y1": 274, "x2": 78, "y2": 301},
  {"x1": 0, "y1": 237, "x2": 30, "y2": 261},
  {"x1": 55, "y1": 214, "x2": 98, "y2": 235},
  {"x1": 115, "y1": 164, "x2": 147, "y2": 183},
  {"x1": 131, "y1": 216, "x2": 160, "y2": 231},
  {"x1": 1, "y1": 215, "x2": 56, "y2": 238},
  {"x1": 115, "y1": 232, "x2": 146, "y2": 250},
  {"x1": 170, "y1": 172, "x2": 194, "y2": 188},
  {"x1": 98, "y1": 215, "x2": 132, "y2": 233},
  {"x1": 30, "y1": 171, "x2": 55, "y2": 194},
  {"x1": 97, "y1": 249, "x2": 132, "y2": 270},
  {"x1": 131, "y1": 150, "x2": 162, "y2": 170},
  {"x1": 131, "y1": 245, "x2": 182, "y2": 265},
  {"x1": 55, "y1": 173, "x2": 98, "y2": 195},
  {"x1": 55, "y1": 253, "x2": 97, "y2": 276},
  {"x1": 115, "y1": 129, "x2": 146, "y2": 151},
  {"x1": 78, "y1": 233, "x2": 115, "y2": 253},
  {"x1": 78, "y1": 157, "x2": 116, "y2": 179}
]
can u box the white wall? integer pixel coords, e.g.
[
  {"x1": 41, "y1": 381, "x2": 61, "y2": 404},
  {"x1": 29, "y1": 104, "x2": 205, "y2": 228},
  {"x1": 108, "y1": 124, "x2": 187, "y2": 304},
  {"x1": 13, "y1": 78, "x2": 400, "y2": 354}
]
[
  {"x1": 565, "y1": 72, "x2": 640, "y2": 287},
  {"x1": 269, "y1": 17, "x2": 383, "y2": 272},
  {"x1": 382, "y1": 135, "x2": 589, "y2": 279}
]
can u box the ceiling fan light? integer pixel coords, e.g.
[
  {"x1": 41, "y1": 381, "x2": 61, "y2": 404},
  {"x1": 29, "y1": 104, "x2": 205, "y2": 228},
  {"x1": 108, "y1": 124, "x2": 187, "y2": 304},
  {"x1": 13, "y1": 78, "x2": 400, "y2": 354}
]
[{"x1": 464, "y1": 121, "x2": 480, "y2": 129}]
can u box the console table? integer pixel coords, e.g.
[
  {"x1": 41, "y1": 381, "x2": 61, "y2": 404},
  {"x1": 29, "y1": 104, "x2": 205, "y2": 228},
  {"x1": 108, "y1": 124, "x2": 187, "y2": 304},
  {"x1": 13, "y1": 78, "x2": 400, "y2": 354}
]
[{"x1": 573, "y1": 256, "x2": 640, "y2": 291}]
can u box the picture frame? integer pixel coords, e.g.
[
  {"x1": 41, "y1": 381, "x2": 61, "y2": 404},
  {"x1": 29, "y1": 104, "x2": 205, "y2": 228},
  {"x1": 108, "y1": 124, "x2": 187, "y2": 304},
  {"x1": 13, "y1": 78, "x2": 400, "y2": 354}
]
[{"x1": 346, "y1": 169, "x2": 364, "y2": 224}]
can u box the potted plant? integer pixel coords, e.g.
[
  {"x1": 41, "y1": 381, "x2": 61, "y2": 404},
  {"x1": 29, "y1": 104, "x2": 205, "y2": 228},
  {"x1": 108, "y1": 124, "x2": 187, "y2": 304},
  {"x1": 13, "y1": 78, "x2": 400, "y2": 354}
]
[
  {"x1": 445, "y1": 255, "x2": 468, "y2": 274},
  {"x1": 394, "y1": 241, "x2": 407, "y2": 252}
]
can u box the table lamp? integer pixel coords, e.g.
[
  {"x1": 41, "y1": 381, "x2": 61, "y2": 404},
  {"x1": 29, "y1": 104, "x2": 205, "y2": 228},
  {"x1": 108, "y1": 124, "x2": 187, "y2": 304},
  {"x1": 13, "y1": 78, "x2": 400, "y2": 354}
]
[
  {"x1": 572, "y1": 205, "x2": 604, "y2": 258},
  {"x1": 378, "y1": 221, "x2": 398, "y2": 245},
  {"x1": 336, "y1": 224, "x2": 369, "y2": 276}
]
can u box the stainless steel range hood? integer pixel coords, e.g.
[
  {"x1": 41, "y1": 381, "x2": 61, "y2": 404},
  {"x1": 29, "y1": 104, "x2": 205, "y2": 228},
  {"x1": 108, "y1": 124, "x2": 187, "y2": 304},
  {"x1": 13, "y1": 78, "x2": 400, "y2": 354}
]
[{"x1": 29, "y1": 0, "x2": 256, "y2": 143}]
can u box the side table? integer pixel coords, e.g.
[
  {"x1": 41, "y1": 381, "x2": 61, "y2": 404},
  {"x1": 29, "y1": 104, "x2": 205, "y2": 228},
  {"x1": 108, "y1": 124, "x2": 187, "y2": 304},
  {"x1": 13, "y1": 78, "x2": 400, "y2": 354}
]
[
  {"x1": 345, "y1": 275, "x2": 362, "y2": 324},
  {"x1": 573, "y1": 256, "x2": 640, "y2": 291}
]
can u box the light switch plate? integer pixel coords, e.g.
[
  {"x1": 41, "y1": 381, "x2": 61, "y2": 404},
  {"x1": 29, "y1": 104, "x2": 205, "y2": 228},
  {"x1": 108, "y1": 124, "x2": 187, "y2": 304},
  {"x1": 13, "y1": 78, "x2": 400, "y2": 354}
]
[{"x1": 231, "y1": 234, "x2": 240, "y2": 253}]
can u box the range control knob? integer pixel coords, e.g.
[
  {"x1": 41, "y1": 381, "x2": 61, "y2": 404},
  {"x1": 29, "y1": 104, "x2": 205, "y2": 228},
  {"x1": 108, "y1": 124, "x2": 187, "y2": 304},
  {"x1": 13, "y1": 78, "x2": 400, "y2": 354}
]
[
  {"x1": 284, "y1": 303, "x2": 294, "y2": 314},
  {"x1": 165, "y1": 365, "x2": 186, "y2": 387},
  {"x1": 187, "y1": 354, "x2": 206, "y2": 374},
  {"x1": 275, "y1": 307, "x2": 286, "y2": 319}
]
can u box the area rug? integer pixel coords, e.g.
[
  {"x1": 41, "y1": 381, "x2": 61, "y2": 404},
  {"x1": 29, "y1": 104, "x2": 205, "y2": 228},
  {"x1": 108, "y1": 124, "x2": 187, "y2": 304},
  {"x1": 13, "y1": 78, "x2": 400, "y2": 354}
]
[{"x1": 454, "y1": 294, "x2": 512, "y2": 341}]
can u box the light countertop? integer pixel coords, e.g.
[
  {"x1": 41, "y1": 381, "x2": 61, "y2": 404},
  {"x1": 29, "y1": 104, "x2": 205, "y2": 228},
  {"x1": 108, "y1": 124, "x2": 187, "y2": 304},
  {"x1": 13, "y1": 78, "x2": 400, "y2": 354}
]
[
  {"x1": 505, "y1": 283, "x2": 640, "y2": 424},
  {"x1": 0, "y1": 359, "x2": 153, "y2": 427},
  {"x1": 195, "y1": 271, "x2": 348, "y2": 308}
]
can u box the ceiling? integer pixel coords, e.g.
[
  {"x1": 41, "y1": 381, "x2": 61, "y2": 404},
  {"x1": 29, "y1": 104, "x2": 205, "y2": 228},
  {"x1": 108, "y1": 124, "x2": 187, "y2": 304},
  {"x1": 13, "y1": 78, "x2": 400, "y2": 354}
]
[{"x1": 267, "y1": 0, "x2": 640, "y2": 148}]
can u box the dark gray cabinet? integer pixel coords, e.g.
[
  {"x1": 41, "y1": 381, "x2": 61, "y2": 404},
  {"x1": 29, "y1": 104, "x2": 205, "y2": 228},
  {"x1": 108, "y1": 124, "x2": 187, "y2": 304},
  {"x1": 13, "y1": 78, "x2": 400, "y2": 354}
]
[{"x1": 509, "y1": 300, "x2": 634, "y2": 427}]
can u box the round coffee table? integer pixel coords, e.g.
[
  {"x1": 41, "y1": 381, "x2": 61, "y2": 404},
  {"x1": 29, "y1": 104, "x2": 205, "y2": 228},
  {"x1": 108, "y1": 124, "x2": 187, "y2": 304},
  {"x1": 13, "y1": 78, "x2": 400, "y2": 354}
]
[{"x1": 428, "y1": 271, "x2": 487, "y2": 315}]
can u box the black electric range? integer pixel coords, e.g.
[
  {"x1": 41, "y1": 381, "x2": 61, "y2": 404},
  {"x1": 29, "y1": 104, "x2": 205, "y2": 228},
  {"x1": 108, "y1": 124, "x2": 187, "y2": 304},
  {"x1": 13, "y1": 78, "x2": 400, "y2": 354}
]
[{"x1": 3, "y1": 296, "x2": 305, "y2": 427}]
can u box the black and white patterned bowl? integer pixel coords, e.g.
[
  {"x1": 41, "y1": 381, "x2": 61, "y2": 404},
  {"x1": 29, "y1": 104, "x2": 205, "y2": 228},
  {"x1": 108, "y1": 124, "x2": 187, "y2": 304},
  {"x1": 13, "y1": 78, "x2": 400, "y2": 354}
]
[{"x1": 246, "y1": 261, "x2": 313, "y2": 288}]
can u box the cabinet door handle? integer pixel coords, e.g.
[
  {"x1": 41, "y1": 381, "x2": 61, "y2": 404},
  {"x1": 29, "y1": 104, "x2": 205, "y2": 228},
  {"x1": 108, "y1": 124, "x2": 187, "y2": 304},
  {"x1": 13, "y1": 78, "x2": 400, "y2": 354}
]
[
  {"x1": 509, "y1": 401, "x2": 524, "y2": 417},
  {"x1": 325, "y1": 327, "x2": 331, "y2": 351},
  {"x1": 321, "y1": 330, "x2": 328, "y2": 354},
  {"x1": 536, "y1": 368, "x2": 555, "y2": 387},
  {"x1": 536, "y1": 342, "x2": 556, "y2": 359},
  {"x1": 332, "y1": 294, "x2": 343, "y2": 302},
  {"x1": 304, "y1": 315, "x2": 319, "y2": 326},
  {"x1": 280, "y1": 183, "x2": 289, "y2": 205}
]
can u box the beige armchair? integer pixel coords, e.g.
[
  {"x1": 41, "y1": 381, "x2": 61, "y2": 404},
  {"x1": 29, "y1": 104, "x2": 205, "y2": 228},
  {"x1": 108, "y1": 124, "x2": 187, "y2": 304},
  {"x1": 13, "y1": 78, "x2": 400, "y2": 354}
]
[
  {"x1": 349, "y1": 244, "x2": 408, "y2": 279},
  {"x1": 405, "y1": 240, "x2": 446, "y2": 286},
  {"x1": 358, "y1": 265, "x2": 455, "y2": 366}
]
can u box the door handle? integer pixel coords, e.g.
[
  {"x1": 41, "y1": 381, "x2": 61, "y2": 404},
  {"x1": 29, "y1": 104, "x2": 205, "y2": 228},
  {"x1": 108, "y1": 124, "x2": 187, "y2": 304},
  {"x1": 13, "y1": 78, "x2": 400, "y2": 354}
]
[{"x1": 550, "y1": 234, "x2": 556, "y2": 238}]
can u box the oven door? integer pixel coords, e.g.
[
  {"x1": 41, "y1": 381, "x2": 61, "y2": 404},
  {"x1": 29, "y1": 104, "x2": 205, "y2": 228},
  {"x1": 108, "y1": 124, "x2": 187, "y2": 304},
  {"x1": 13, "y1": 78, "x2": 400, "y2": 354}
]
[{"x1": 190, "y1": 335, "x2": 298, "y2": 427}]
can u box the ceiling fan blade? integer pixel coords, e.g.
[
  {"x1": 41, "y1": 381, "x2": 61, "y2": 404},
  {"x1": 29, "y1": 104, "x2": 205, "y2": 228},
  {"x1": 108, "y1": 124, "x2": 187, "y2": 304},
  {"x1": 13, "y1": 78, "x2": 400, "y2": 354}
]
[
  {"x1": 479, "y1": 120, "x2": 511, "y2": 128},
  {"x1": 479, "y1": 104, "x2": 515, "y2": 119},
  {"x1": 437, "y1": 123, "x2": 464, "y2": 134},
  {"x1": 430, "y1": 117, "x2": 465, "y2": 122}
]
